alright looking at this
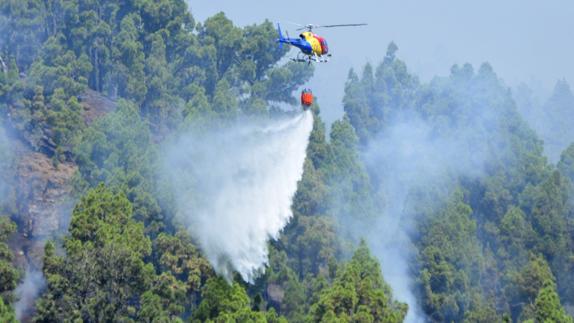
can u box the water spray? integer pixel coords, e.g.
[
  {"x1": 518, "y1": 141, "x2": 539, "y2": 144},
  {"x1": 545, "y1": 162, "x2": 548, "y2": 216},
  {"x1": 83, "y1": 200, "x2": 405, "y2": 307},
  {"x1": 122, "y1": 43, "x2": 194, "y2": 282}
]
[{"x1": 162, "y1": 111, "x2": 313, "y2": 282}]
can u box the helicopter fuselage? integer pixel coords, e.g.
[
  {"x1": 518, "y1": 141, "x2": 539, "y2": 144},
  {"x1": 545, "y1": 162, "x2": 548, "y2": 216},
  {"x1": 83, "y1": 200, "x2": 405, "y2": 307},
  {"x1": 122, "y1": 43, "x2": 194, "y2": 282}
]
[
  {"x1": 288, "y1": 32, "x2": 329, "y2": 56},
  {"x1": 276, "y1": 22, "x2": 365, "y2": 63},
  {"x1": 277, "y1": 25, "x2": 329, "y2": 61}
]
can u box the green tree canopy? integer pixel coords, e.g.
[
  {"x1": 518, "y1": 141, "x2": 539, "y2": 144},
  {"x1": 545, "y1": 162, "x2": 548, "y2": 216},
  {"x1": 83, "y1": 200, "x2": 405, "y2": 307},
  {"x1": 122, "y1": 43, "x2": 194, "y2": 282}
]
[
  {"x1": 310, "y1": 241, "x2": 407, "y2": 323},
  {"x1": 35, "y1": 184, "x2": 154, "y2": 322}
]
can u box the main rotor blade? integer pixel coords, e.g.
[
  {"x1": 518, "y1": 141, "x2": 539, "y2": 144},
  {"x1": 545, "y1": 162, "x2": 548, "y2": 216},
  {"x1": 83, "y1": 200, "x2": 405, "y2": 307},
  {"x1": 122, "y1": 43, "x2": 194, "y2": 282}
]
[
  {"x1": 317, "y1": 23, "x2": 368, "y2": 28},
  {"x1": 296, "y1": 23, "x2": 368, "y2": 31}
]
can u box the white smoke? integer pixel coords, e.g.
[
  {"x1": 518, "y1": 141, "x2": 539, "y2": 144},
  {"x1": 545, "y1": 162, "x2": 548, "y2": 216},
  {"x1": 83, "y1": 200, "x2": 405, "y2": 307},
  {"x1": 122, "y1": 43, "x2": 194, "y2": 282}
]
[
  {"x1": 14, "y1": 266, "x2": 46, "y2": 321},
  {"x1": 355, "y1": 94, "x2": 507, "y2": 322},
  {"x1": 162, "y1": 111, "x2": 313, "y2": 282},
  {"x1": 0, "y1": 125, "x2": 12, "y2": 205},
  {"x1": 514, "y1": 80, "x2": 574, "y2": 164}
]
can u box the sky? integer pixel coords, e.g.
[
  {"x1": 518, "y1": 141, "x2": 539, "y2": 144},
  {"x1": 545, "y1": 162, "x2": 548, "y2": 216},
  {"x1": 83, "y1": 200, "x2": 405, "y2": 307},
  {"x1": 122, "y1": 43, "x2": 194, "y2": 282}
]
[{"x1": 188, "y1": 0, "x2": 574, "y2": 125}]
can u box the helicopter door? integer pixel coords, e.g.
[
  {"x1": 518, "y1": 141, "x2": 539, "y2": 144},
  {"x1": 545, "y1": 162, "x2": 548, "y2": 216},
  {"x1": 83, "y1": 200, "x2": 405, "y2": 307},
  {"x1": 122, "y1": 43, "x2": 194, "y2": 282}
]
[{"x1": 316, "y1": 36, "x2": 329, "y2": 55}]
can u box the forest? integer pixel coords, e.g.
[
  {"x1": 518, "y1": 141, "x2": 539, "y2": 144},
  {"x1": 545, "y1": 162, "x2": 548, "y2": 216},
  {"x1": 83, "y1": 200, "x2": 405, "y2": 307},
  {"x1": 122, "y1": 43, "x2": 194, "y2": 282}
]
[{"x1": 0, "y1": 0, "x2": 573, "y2": 322}]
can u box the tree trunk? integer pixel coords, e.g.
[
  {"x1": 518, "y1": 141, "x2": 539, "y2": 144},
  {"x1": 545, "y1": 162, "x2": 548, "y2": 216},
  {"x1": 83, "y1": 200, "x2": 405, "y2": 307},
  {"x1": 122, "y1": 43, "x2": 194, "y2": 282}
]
[{"x1": 0, "y1": 54, "x2": 6, "y2": 74}]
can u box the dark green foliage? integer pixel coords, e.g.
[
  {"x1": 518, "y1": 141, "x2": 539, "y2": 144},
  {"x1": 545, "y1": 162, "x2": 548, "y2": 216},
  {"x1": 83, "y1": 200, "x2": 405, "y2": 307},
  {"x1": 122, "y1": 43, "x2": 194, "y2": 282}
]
[
  {"x1": 0, "y1": 0, "x2": 47, "y2": 70},
  {"x1": 193, "y1": 277, "x2": 287, "y2": 323},
  {"x1": 505, "y1": 255, "x2": 555, "y2": 314},
  {"x1": 1, "y1": 0, "x2": 311, "y2": 155},
  {"x1": 35, "y1": 184, "x2": 154, "y2": 322},
  {"x1": 530, "y1": 286, "x2": 573, "y2": 323},
  {"x1": 504, "y1": 256, "x2": 573, "y2": 322},
  {"x1": 72, "y1": 100, "x2": 164, "y2": 231},
  {"x1": 28, "y1": 34, "x2": 91, "y2": 97},
  {"x1": 152, "y1": 230, "x2": 213, "y2": 294},
  {"x1": 282, "y1": 110, "x2": 338, "y2": 279},
  {"x1": 344, "y1": 43, "x2": 419, "y2": 144},
  {"x1": 111, "y1": 13, "x2": 147, "y2": 103},
  {"x1": 0, "y1": 217, "x2": 18, "y2": 304},
  {"x1": 326, "y1": 116, "x2": 376, "y2": 223},
  {"x1": 263, "y1": 248, "x2": 308, "y2": 321},
  {"x1": 2, "y1": 0, "x2": 573, "y2": 321},
  {"x1": 269, "y1": 107, "x2": 401, "y2": 321},
  {"x1": 0, "y1": 297, "x2": 16, "y2": 323},
  {"x1": 519, "y1": 171, "x2": 570, "y2": 260},
  {"x1": 558, "y1": 143, "x2": 574, "y2": 183},
  {"x1": 138, "y1": 272, "x2": 187, "y2": 322},
  {"x1": 498, "y1": 207, "x2": 535, "y2": 261},
  {"x1": 0, "y1": 1, "x2": 336, "y2": 321},
  {"x1": 8, "y1": 84, "x2": 84, "y2": 159},
  {"x1": 418, "y1": 191, "x2": 489, "y2": 323},
  {"x1": 344, "y1": 44, "x2": 574, "y2": 322},
  {"x1": 0, "y1": 125, "x2": 14, "y2": 206},
  {"x1": 310, "y1": 241, "x2": 407, "y2": 323}
]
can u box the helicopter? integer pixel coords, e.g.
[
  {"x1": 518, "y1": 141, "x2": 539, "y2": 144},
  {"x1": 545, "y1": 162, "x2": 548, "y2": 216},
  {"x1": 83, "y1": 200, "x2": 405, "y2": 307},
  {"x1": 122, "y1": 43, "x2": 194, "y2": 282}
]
[{"x1": 276, "y1": 22, "x2": 367, "y2": 64}]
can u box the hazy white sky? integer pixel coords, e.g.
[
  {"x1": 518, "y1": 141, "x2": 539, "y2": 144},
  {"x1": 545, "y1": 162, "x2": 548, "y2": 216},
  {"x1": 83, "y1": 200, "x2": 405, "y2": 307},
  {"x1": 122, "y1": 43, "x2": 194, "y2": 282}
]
[{"x1": 188, "y1": 0, "x2": 574, "y2": 124}]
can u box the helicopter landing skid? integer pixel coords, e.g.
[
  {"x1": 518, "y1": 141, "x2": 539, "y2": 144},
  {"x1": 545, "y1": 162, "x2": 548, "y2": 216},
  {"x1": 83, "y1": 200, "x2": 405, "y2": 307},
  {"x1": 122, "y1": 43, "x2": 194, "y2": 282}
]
[{"x1": 291, "y1": 54, "x2": 329, "y2": 64}]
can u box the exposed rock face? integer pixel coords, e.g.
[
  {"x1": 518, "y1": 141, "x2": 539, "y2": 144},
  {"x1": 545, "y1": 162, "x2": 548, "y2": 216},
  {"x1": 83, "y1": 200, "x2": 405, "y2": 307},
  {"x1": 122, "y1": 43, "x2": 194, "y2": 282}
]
[
  {"x1": 5, "y1": 144, "x2": 78, "y2": 322},
  {"x1": 13, "y1": 88, "x2": 114, "y2": 248},
  {"x1": 14, "y1": 151, "x2": 77, "y2": 266},
  {"x1": 17, "y1": 153, "x2": 76, "y2": 234},
  {"x1": 7, "y1": 89, "x2": 115, "y2": 321},
  {"x1": 79, "y1": 89, "x2": 117, "y2": 125}
]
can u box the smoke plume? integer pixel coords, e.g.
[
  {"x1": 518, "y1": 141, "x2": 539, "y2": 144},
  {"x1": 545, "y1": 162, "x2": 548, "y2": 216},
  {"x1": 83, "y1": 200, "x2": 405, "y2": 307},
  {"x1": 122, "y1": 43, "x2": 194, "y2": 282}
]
[
  {"x1": 0, "y1": 125, "x2": 12, "y2": 205},
  {"x1": 514, "y1": 80, "x2": 574, "y2": 163},
  {"x1": 361, "y1": 113, "x2": 496, "y2": 322},
  {"x1": 162, "y1": 111, "x2": 313, "y2": 282},
  {"x1": 14, "y1": 267, "x2": 46, "y2": 321},
  {"x1": 340, "y1": 67, "x2": 518, "y2": 322}
]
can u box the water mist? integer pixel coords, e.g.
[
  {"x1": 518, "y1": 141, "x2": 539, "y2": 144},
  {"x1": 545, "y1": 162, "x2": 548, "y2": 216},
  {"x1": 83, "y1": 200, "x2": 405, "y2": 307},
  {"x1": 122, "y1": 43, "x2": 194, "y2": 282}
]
[{"x1": 162, "y1": 111, "x2": 313, "y2": 282}]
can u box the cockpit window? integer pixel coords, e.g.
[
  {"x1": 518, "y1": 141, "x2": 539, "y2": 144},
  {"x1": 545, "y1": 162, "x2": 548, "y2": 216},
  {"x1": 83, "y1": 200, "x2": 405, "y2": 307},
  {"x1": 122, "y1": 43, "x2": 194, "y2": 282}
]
[{"x1": 320, "y1": 39, "x2": 329, "y2": 54}]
